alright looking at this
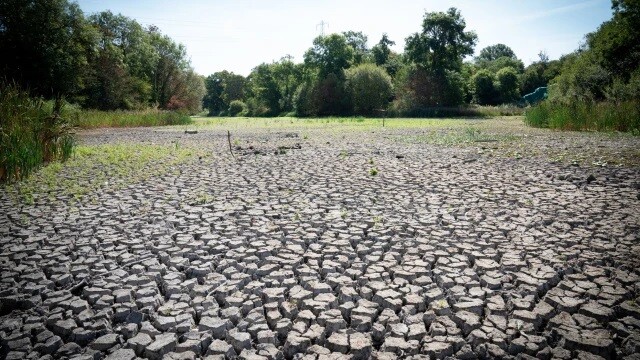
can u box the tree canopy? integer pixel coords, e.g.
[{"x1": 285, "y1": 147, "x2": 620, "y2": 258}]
[{"x1": 405, "y1": 8, "x2": 477, "y2": 73}]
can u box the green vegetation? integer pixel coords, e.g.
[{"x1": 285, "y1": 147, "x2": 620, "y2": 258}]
[
  {"x1": 0, "y1": 0, "x2": 204, "y2": 113},
  {"x1": 525, "y1": 101, "x2": 640, "y2": 132},
  {"x1": 75, "y1": 109, "x2": 192, "y2": 128},
  {"x1": 1, "y1": 84, "x2": 74, "y2": 182},
  {"x1": 526, "y1": 0, "x2": 639, "y2": 133},
  {"x1": 8, "y1": 143, "x2": 206, "y2": 204}
]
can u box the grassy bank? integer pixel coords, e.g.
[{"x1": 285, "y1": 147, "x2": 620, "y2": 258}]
[
  {"x1": 74, "y1": 109, "x2": 192, "y2": 128},
  {"x1": 525, "y1": 101, "x2": 640, "y2": 133},
  {"x1": 394, "y1": 104, "x2": 524, "y2": 118},
  {"x1": 0, "y1": 85, "x2": 74, "y2": 182}
]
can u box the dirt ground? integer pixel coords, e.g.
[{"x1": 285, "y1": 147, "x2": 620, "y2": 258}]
[{"x1": 1, "y1": 117, "x2": 639, "y2": 359}]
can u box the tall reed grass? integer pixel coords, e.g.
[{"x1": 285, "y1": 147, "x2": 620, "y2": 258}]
[
  {"x1": 390, "y1": 104, "x2": 524, "y2": 118},
  {"x1": 0, "y1": 84, "x2": 74, "y2": 182},
  {"x1": 525, "y1": 101, "x2": 640, "y2": 133},
  {"x1": 75, "y1": 109, "x2": 192, "y2": 128}
]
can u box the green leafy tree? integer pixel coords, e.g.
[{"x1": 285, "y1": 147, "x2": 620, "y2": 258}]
[
  {"x1": 0, "y1": 0, "x2": 98, "y2": 98},
  {"x1": 247, "y1": 63, "x2": 281, "y2": 116},
  {"x1": 304, "y1": 34, "x2": 355, "y2": 78},
  {"x1": 496, "y1": 67, "x2": 520, "y2": 103},
  {"x1": 294, "y1": 81, "x2": 318, "y2": 117},
  {"x1": 345, "y1": 64, "x2": 393, "y2": 115},
  {"x1": 472, "y1": 69, "x2": 498, "y2": 105},
  {"x1": 222, "y1": 73, "x2": 247, "y2": 106},
  {"x1": 401, "y1": 8, "x2": 475, "y2": 108},
  {"x1": 271, "y1": 56, "x2": 304, "y2": 113},
  {"x1": 476, "y1": 44, "x2": 516, "y2": 62},
  {"x1": 342, "y1": 31, "x2": 369, "y2": 65},
  {"x1": 587, "y1": 0, "x2": 640, "y2": 80},
  {"x1": 89, "y1": 11, "x2": 157, "y2": 82},
  {"x1": 405, "y1": 8, "x2": 477, "y2": 73},
  {"x1": 148, "y1": 28, "x2": 190, "y2": 108},
  {"x1": 476, "y1": 56, "x2": 524, "y2": 74},
  {"x1": 372, "y1": 34, "x2": 394, "y2": 66},
  {"x1": 549, "y1": 52, "x2": 610, "y2": 102},
  {"x1": 520, "y1": 59, "x2": 562, "y2": 95},
  {"x1": 84, "y1": 11, "x2": 158, "y2": 109},
  {"x1": 203, "y1": 71, "x2": 227, "y2": 115},
  {"x1": 372, "y1": 34, "x2": 402, "y2": 77}
]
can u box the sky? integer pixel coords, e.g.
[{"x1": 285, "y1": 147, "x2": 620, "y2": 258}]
[{"x1": 76, "y1": 0, "x2": 614, "y2": 77}]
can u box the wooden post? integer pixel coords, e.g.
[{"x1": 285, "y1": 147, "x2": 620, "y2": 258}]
[{"x1": 227, "y1": 130, "x2": 235, "y2": 159}]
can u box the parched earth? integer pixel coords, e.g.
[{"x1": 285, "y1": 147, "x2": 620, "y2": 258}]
[{"x1": 1, "y1": 119, "x2": 639, "y2": 360}]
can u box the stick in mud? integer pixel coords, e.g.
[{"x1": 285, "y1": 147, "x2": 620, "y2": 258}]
[{"x1": 227, "y1": 130, "x2": 235, "y2": 159}]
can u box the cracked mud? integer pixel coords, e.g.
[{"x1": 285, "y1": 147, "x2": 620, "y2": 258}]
[{"x1": 1, "y1": 120, "x2": 639, "y2": 360}]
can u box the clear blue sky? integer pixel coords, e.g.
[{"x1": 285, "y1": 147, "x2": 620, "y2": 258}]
[{"x1": 76, "y1": 0, "x2": 613, "y2": 76}]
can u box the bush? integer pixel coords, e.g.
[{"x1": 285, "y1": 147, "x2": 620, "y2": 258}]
[
  {"x1": 345, "y1": 64, "x2": 393, "y2": 116},
  {"x1": 496, "y1": 67, "x2": 521, "y2": 103},
  {"x1": 228, "y1": 100, "x2": 248, "y2": 117},
  {"x1": 472, "y1": 69, "x2": 498, "y2": 105},
  {"x1": 1, "y1": 83, "x2": 75, "y2": 182},
  {"x1": 294, "y1": 82, "x2": 318, "y2": 117}
]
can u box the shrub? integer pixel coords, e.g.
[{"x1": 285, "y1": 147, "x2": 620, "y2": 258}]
[
  {"x1": 472, "y1": 69, "x2": 498, "y2": 105},
  {"x1": 228, "y1": 100, "x2": 248, "y2": 117},
  {"x1": 345, "y1": 64, "x2": 393, "y2": 116},
  {"x1": 496, "y1": 67, "x2": 521, "y2": 103}
]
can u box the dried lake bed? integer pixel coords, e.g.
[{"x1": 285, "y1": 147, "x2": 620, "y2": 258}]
[{"x1": 1, "y1": 117, "x2": 639, "y2": 359}]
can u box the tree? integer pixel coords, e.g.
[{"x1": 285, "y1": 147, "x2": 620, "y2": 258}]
[
  {"x1": 271, "y1": 56, "x2": 303, "y2": 113},
  {"x1": 520, "y1": 60, "x2": 561, "y2": 95},
  {"x1": 203, "y1": 72, "x2": 227, "y2": 115},
  {"x1": 588, "y1": 0, "x2": 639, "y2": 80},
  {"x1": 472, "y1": 69, "x2": 498, "y2": 105},
  {"x1": 247, "y1": 63, "x2": 281, "y2": 116},
  {"x1": 372, "y1": 34, "x2": 402, "y2": 77},
  {"x1": 304, "y1": 34, "x2": 355, "y2": 78},
  {"x1": 166, "y1": 69, "x2": 205, "y2": 114},
  {"x1": 372, "y1": 34, "x2": 395, "y2": 66},
  {"x1": 476, "y1": 44, "x2": 516, "y2": 62},
  {"x1": 222, "y1": 73, "x2": 247, "y2": 106},
  {"x1": 342, "y1": 31, "x2": 369, "y2": 65},
  {"x1": 397, "y1": 66, "x2": 466, "y2": 108},
  {"x1": 0, "y1": 0, "x2": 98, "y2": 98},
  {"x1": 405, "y1": 8, "x2": 477, "y2": 73},
  {"x1": 401, "y1": 8, "x2": 475, "y2": 108},
  {"x1": 476, "y1": 56, "x2": 524, "y2": 74},
  {"x1": 549, "y1": 52, "x2": 610, "y2": 102},
  {"x1": 84, "y1": 11, "x2": 158, "y2": 109},
  {"x1": 345, "y1": 64, "x2": 393, "y2": 115},
  {"x1": 89, "y1": 11, "x2": 157, "y2": 82},
  {"x1": 148, "y1": 29, "x2": 190, "y2": 108},
  {"x1": 496, "y1": 67, "x2": 520, "y2": 103}
]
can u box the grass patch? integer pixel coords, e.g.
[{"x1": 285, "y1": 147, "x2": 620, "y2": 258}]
[
  {"x1": 6, "y1": 143, "x2": 207, "y2": 204},
  {"x1": 401, "y1": 126, "x2": 520, "y2": 146},
  {"x1": 525, "y1": 101, "x2": 640, "y2": 132},
  {"x1": 1, "y1": 84, "x2": 75, "y2": 182},
  {"x1": 190, "y1": 116, "x2": 487, "y2": 131},
  {"x1": 75, "y1": 109, "x2": 192, "y2": 128}
]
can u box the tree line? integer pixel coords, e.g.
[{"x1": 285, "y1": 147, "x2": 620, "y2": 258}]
[
  {"x1": 2, "y1": 0, "x2": 637, "y2": 118},
  {"x1": 204, "y1": 8, "x2": 565, "y2": 117},
  {"x1": 0, "y1": 0, "x2": 205, "y2": 113}
]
